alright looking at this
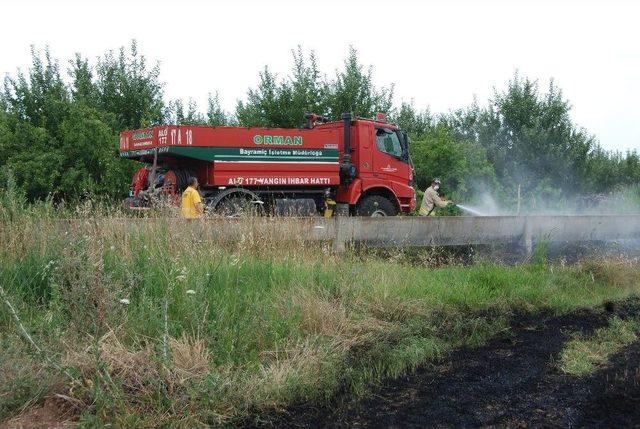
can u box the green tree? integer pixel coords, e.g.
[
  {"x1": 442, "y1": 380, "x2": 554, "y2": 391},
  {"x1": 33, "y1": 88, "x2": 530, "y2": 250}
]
[
  {"x1": 59, "y1": 104, "x2": 137, "y2": 197},
  {"x1": 3, "y1": 47, "x2": 69, "y2": 139},
  {"x1": 236, "y1": 48, "x2": 326, "y2": 128},
  {"x1": 2, "y1": 44, "x2": 638, "y2": 206},
  {"x1": 94, "y1": 40, "x2": 164, "y2": 130},
  {"x1": 411, "y1": 123, "x2": 497, "y2": 201},
  {"x1": 166, "y1": 98, "x2": 206, "y2": 125},
  {"x1": 287, "y1": 47, "x2": 326, "y2": 122},
  {"x1": 325, "y1": 46, "x2": 393, "y2": 119},
  {"x1": 622, "y1": 151, "x2": 640, "y2": 186},
  {"x1": 0, "y1": 43, "x2": 155, "y2": 201},
  {"x1": 207, "y1": 92, "x2": 232, "y2": 126},
  {"x1": 0, "y1": 120, "x2": 58, "y2": 200},
  {"x1": 448, "y1": 73, "x2": 596, "y2": 198},
  {"x1": 236, "y1": 66, "x2": 293, "y2": 127},
  {"x1": 68, "y1": 54, "x2": 97, "y2": 106},
  {"x1": 236, "y1": 46, "x2": 394, "y2": 127},
  {"x1": 392, "y1": 101, "x2": 433, "y2": 139}
]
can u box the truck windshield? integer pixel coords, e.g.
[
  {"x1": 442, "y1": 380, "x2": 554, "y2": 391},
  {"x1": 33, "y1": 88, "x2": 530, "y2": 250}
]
[
  {"x1": 374, "y1": 128, "x2": 410, "y2": 163},
  {"x1": 400, "y1": 131, "x2": 413, "y2": 166}
]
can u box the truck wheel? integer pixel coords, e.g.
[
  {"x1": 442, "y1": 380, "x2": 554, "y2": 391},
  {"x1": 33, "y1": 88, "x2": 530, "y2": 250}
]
[
  {"x1": 356, "y1": 195, "x2": 397, "y2": 217},
  {"x1": 216, "y1": 196, "x2": 264, "y2": 217},
  {"x1": 123, "y1": 197, "x2": 142, "y2": 209}
]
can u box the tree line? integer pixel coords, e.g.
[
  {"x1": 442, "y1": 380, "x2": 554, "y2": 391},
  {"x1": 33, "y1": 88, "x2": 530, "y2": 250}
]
[{"x1": 1, "y1": 41, "x2": 638, "y2": 207}]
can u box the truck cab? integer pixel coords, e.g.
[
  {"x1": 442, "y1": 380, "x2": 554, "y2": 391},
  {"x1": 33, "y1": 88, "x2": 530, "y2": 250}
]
[{"x1": 335, "y1": 114, "x2": 415, "y2": 215}]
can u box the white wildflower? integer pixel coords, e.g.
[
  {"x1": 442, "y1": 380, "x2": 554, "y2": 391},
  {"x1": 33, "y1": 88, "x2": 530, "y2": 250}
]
[
  {"x1": 119, "y1": 298, "x2": 130, "y2": 305},
  {"x1": 186, "y1": 289, "x2": 196, "y2": 295}
]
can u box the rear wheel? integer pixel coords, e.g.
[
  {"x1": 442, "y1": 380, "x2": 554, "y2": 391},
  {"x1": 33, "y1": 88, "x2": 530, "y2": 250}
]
[
  {"x1": 355, "y1": 195, "x2": 397, "y2": 217},
  {"x1": 216, "y1": 195, "x2": 264, "y2": 217},
  {"x1": 123, "y1": 196, "x2": 147, "y2": 209}
]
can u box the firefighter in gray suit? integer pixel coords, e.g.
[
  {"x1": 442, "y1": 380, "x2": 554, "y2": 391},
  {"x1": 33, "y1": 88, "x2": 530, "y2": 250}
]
[{"x1": 419, "y1": 178, "x2": 451, "y2": 216}]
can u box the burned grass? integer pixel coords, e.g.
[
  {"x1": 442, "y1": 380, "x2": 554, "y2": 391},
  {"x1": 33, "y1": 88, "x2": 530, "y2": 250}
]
[{"x1": 279, "y1": 297, "x2": 640, "y2": 428}]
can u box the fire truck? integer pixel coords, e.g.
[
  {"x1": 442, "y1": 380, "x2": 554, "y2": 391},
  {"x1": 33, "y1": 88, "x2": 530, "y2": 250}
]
[{"x1": 119, "y1": 113, "x2": 416, "y2": 216}]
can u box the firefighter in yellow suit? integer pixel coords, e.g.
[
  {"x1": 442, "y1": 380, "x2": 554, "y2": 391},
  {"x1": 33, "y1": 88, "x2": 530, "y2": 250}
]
[
  {"x1": 181, "y1": 177, "x2": 204, "y2": 219},
  {"x1": 419, "y1": 178, "x2": 451, "y2": 216}
]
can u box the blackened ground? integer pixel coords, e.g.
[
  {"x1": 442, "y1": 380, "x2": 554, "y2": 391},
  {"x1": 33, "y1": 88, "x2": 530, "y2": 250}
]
[
  {"x1": 356, "y1": 241, "x2": 640, "y2": 268},
  {"x1": 263, "y1": 297, "x2": 640, "y2": 429}
]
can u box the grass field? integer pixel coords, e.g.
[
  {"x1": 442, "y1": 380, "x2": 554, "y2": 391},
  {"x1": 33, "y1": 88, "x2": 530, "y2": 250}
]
[{"x1": 1, "y1": 208, "x2": 640, "y2": 426}]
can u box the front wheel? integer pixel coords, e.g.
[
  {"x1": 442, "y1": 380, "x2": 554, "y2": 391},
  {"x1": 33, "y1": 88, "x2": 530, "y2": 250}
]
[{"x1": 355, "y1": 195, "x2": 397, "y2": 217}]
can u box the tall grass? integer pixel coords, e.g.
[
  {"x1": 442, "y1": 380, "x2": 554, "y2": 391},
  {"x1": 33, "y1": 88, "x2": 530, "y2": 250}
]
[{"x1": 1, "y1": 207, "x2": 640, "y2": 425}]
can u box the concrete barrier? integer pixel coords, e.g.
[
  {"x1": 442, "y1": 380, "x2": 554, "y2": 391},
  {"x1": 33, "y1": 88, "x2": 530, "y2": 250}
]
[
  {"x1": 41, "y1": 215, "x2": 640, "y2": 254},
  {"x1": 331, "y1": 215, "x2": 640, "y2": 253}
]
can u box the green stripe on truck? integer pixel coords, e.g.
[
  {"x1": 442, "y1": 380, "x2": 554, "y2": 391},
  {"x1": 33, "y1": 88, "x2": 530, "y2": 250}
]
[{"x1": 119, "y1": 146, "x2": 340, "y2": 162}]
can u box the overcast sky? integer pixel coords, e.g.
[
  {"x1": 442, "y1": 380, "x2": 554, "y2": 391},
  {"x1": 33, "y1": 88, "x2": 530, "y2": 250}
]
[{"x1": 1, "y1": 0, "x2": 638, "y2": 152}]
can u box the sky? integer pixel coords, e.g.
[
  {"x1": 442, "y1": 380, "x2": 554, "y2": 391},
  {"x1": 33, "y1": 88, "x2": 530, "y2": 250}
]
[{"x1": 1, "y1": 0, "x2": 638, "y2": 152}]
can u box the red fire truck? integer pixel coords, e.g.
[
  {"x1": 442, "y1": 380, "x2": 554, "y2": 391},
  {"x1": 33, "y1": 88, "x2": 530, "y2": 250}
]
[{"x1": 119, "y1": 113, "x2": 416, "y2": 216}]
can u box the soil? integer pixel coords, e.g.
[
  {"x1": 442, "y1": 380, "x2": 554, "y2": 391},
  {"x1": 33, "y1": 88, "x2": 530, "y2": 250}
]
[
  {"x1": 272, "y1": 297, "x2": 640, "y2": 429},
  {"x1": 0, "y1": 396, "x2": 75, "y2": 429}
]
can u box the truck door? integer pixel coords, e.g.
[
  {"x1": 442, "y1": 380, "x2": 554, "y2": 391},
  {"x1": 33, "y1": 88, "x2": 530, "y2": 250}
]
[{"x1": 372, "y1": 127, "x2": 412, "y2": 187}]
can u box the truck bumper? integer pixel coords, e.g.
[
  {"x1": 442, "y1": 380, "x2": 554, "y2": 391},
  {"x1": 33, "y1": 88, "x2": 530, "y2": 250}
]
[{"x1": 398, "y1": 195, "x2": 416, "y2": 213}]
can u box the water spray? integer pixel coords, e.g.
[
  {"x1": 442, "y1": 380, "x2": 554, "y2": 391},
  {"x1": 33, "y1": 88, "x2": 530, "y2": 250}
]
[{"x1": 455, "y1": 204, "x2": 487, "y2": 216}]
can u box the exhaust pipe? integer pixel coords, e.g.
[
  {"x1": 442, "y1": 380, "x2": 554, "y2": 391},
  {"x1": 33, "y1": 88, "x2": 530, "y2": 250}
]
[
  {"x1": 342, "y1": 112, "x2": 352, "y2": 163},
  {"x1": 340, "y1": 112, "x2": 356, "y2": 185}
]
